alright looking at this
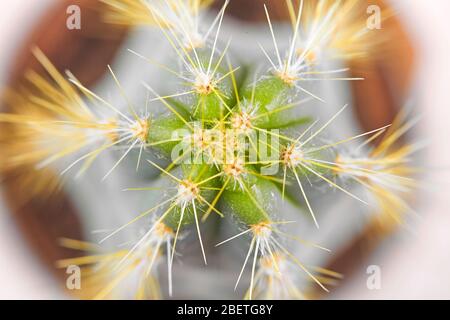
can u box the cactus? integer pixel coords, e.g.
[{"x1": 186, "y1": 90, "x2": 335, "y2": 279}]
[{"x1": 0, "y1": 0, "x2": 418, "y2": 300}]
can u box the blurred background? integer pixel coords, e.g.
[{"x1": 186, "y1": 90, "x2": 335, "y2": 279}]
[{"x1": 0, "y1": 0, "x2": 449, "y2": 299}]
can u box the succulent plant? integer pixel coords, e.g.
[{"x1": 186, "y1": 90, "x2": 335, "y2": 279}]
[{"x1": 0, "y1": 0, "x2": 418, "y2": 299}]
